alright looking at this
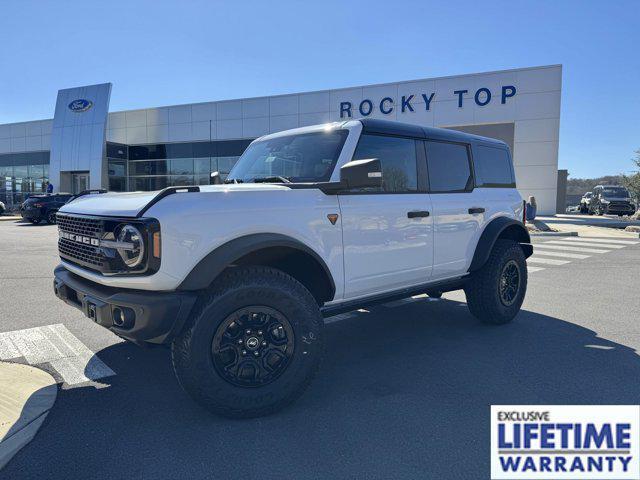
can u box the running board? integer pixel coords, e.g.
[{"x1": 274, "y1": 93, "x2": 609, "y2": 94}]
[{"x1": 321, "y1": 276, "x2": 468, "y2": 318}]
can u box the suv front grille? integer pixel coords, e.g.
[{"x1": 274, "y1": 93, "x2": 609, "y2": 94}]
[
  {"x1": 57, "y1": 214, "x2": 103, "y2": 237},
  {"x1": 58, "y1": 238, "x2": 104, "y2": 267},
  {"x1": 57, "y1": 214, "x2": 105, "y2": 271},
  {"x1": 608, "y1": 202, "x2": 632, "y2": 211}
]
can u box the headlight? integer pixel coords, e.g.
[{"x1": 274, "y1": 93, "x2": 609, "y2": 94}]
[{"x1": 116, "y1": 225, "x2": 145, "y2": 268}]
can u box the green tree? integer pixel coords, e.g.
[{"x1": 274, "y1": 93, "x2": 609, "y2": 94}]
[{"x1": 622, "y1": 148, "x2": 640, "y2": 207}]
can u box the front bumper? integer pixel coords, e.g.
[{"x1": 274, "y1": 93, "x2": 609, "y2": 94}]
[
  {"x1": 602, "y1": 202, "x2": 635, "y2": 214},
  {"x1": 21, "y1": 208, "x2": 42, "y2": 220},
  {"x1": 53, "y1": 265, "x2": 197, "y2": 344}
]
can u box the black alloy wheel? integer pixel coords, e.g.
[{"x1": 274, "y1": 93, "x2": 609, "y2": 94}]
[
  {"x1": 498, "y1": 260, "x2": 521, "y2": 307},
  {"x1": 211, "y1": 306, "x2": 295, "y2": 388}
]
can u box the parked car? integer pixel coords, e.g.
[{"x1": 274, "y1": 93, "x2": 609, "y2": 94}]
[
  {"x1": 579, "y1": 191, "x2": 593, "y2": 213},
  {"x1": 53, "y1": 119, "x2": 532, "y2": 418},
  {"x1": 589, "y1": 185, "x2": 636, "y2": 216},
  {"x1": 0, "y1": 200, "x2": 5, "y2": 215},
  {"x1": 20, "y1": 193, "x2": 73, "y2": 224}
]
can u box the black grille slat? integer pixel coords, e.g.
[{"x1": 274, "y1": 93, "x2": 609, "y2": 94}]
[
  {"x1": 59, "y1": 238, "x2": 103, "y2": 267},
  {"x1": 57, "y1": 214, "x2": 106, "y2": 270},
  {"x1": 57, "y1": 215, "x2": 103, "y2": 237}
]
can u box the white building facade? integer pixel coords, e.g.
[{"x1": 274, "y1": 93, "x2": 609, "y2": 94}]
[{"x1": 0, "y1": 64, "x2": 561, "y2": 214}]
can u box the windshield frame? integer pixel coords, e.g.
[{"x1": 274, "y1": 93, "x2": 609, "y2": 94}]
[{"x1": 227, "y1": 129, "x2": 349, "y2": 184}]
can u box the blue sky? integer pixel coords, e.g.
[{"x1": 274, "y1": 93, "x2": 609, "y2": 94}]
[{"x1": 1, "y1": 0, "x2": 638, "y2": 178}]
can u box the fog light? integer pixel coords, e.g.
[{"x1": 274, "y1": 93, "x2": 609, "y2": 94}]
[{"x1": 112, "y1": 306, "x2": 135, "y2": 329}]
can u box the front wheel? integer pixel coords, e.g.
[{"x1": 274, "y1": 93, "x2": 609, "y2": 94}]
[
  {"x1": 171, "y1": 266, "x2": 324, "y2": 418},
  {"x1": 464, "y1": 239, "x2": 528, "y2": 325},
  {"x1": 47, "y1": 211, "x2": 58, "y2": 224}
]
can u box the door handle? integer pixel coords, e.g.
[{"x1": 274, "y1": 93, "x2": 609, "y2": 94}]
[
  {"x1": 468, "y1": 207, "x2": 485, "y2": 214},
  {"x1": 407, "y1": 210, "x2": 430, "y2": 218}
]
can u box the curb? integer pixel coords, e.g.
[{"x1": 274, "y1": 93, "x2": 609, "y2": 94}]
[
  {"x1": 0, "y1": 363, "x2": 57, "y2": 470},
  {"x1": 0, "y1": 217, "x2": 22, "y2": 223},
  {"x1": 529, "y1": 231, "x2": 579, "y2": 237}
]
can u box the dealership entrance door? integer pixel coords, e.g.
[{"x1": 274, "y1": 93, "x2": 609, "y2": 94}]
[
  {"x1": 60, "y1": 171, "x2": 90, "y2": 194},
  {"x1": 72, "y1": 173, "x2": 89, "y2": 194}
]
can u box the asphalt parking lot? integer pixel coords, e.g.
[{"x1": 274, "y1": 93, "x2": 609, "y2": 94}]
[{"x1": 1, "y1": 221, "x2": 639, "y2": 479}]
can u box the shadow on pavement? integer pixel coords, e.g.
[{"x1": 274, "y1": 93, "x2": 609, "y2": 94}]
[{"x1": 3, "y1": 298, "x2": 639, "y2": 479}]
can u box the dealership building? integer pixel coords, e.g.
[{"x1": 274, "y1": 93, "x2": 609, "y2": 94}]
[{"x1": 0, "y1": 64, "x2": 562, "y2": 214}]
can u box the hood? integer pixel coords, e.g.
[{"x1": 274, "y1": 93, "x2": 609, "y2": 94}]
[{"x1": 59, "y1": 183, "x2": 290, "y2": 218}]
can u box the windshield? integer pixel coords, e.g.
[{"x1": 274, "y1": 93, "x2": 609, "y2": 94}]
[
  {"x1": 601, "y1": 187, "x2": 629, "y2": 198},
  {"x1": 227, "y1": 130, "x2": 348, "y2": 183}
]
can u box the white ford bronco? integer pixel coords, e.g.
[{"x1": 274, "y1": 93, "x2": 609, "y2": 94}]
[{"x1": 54, "y1": 119, "x2": 532, "y2": 417}]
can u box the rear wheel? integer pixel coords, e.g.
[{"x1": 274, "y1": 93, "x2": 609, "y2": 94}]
[
  {"x1": 30, "y1": 218, "x2": 41, "y2": 225},
  {"x1": 171, "y1": 265, "x2": 324, "y2": 418},
  {"x1": 464, "y1": 239, "x2": 527, "y2": 325}
]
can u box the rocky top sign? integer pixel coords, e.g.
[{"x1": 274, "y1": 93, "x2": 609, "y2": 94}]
[{"x1": 339, "y1": 85, "x2": 517, "y2": 118}]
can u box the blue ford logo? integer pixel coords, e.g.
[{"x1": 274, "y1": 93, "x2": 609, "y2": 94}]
[{"x1": 68, "y1": 99, "x2": 93, "y2": 113}]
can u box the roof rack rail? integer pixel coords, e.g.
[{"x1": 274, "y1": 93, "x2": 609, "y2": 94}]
[{"x1": 136, "y1": 186, "x2": 200, "y2": 217}]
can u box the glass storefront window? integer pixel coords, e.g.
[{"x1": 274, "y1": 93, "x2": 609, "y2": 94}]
[
  {"x1": 169, "y1": 175, "x2": 194, "y2": 186},
  {"x1": 108, "y1": 160, "x2": 126, "y2": 177},
  {"x1": 132, "y1": 176, "x2": 169, "y2": 191},
  {"x1": 215, "y1": 156, "x2": 239, "y2": 174},
  {"x1": 194, "y1": 158, "x2": 211, "y2": 175},
  {"x1": 109, "y1": 177, "x2": 126, "y2": 191},
  {"x1": 130, "y1": 160, "x2": 168, "y2": 176},
  {"x1": 170, "y1": 158, "x2": 194, "y2": 175}
]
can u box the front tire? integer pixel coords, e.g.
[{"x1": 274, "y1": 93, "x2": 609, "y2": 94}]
[
  {"x1": 464, "y1": 239, "x2": 527, "y2": 325},
  {"x1": 171, "y1": 266, "x2": 324, "y2": 418},
  {"x1": 47, "y1": 211, "x2": 57, "y2": 224}
]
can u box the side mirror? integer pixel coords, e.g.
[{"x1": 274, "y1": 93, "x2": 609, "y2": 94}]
[
  {"x1": 339, "y1": 158, "x2": 383, "y2": 190},
  {"x1": 210, "y1": 171, "x2": 223, "y2": 185}
]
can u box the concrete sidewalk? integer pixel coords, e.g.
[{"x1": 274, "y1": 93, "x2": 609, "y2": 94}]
[
  {"x1": 539, "y1": 214, "x2": 640, "y2": 230},
  {"x1": 536, "y1": 216, "x2": 640, "y2": 238},
  {"x1": 0, "y1": 362, "x2": 57, "y2": 470},
  {"x1": 0, "y1": 216, "x2": 22, "y2": 222}
]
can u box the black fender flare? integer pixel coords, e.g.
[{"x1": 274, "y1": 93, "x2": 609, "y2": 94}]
[
  {"x1": 178, "y1": 233, "x2": 336, "y2": 297},
  {"x1": 468, "y1": 217, "x2": 532, "y2": 273}
]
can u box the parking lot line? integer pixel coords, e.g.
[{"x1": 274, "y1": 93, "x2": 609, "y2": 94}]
[
  {"x1": 527, "y1": 256, "x2": 571, "y2": 265},
  {"x1": 527, "y1": 266, "x2": 545, "y2": 272},
  {"x1": 534, "y1": 244, "x2": 610, "y2": 254},
  {"x1": 530, "y1": 250, "x2": 590, "y2": 259},
  {"x1": 545, "y1": 240, "x2": 625, "y2": 249},
  {"x1": 0, "y1": 324, "x2": 114, "y2": 385},
  {"x1": 563, "y1": 237, "x2": 639, "y2": 246}
]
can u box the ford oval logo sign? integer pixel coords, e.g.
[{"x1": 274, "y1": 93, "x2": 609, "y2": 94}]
[{"x1": 68, "y1": 99, "x2": 93, "y2": 113}]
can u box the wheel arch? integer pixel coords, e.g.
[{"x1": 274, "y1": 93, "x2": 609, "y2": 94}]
[
  {"x1": 468, "y1": 217, "x2": 532, "y2": 273},
  {"x1": 178, "y1": 233, "x2": 336, "y2": 304}
]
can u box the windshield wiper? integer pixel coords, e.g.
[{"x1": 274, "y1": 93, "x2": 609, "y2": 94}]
[{"x1": 252, "y1": 176, "x2": 292, "y2": 183}]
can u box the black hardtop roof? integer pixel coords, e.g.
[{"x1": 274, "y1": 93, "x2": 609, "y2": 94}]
[{"x1": 358, "y1": 118, "x2": 508, "y2": 148}]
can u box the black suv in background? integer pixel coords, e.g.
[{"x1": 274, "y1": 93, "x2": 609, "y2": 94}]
[
  {"x1": 20, "y1": 194, "x2": 73, "y2": 224},
  {"x1": 589, "y1": 185, "x2": 636, "y2": 216}
]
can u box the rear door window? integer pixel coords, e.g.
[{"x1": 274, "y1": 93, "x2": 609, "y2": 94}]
[
  {"x1": 474, "y1": 145, "x2": 515, "y2": 187},
  {"x1": 424, "y1": 141, "x2": 472, "y2": 193}
]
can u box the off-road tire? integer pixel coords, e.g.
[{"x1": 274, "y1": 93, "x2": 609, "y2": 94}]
[
  {"x1": 464, "y1": 239, "x2": 527, "y2": 325},
  {"x1": 171, "y1": 265, "x2": 324, "y2": 418}
]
